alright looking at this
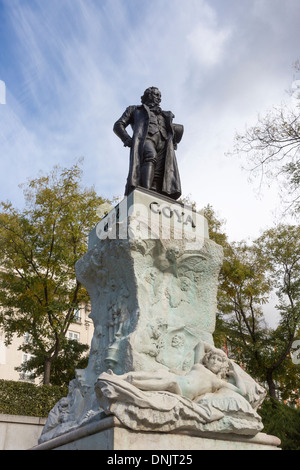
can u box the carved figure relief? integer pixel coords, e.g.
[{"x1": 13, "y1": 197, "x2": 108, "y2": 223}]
[
  {"x1": 95, "y1": 340, "x2": 266, "y2": 436},
  {"x1": 38, "y1": 195, "x2": 268, "y2": 445}
]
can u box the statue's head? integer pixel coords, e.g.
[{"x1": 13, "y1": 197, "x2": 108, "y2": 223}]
[
  {"x1": 202, "y1": 349, "x2": 229, "y2": 379},
  {"x1": 141, "y1": 87, "x2": 161, "y2": 106}
]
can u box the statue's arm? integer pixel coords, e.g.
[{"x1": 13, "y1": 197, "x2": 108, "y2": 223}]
[
  {"x1": 194, "y1": 341, "x2": 205, "y2": 363},
  {"x1": 113, "y1": 106, "x2": 135, "y2": 147},
  {"x1": 194, "y1": 340, "x2": 215, "y2": 363}
]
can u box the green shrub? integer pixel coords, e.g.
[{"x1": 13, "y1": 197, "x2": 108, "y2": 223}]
[
  {"x1": 0, "y1": 379, "x2": 67, "y2": 417},
  {"x1": 258, "y1": 399, "x2": 300, "y2": 450}
]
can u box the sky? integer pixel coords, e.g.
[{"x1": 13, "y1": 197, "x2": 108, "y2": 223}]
[{"x1": 0, "y1": 0, "x2": 299, "y2": 246}]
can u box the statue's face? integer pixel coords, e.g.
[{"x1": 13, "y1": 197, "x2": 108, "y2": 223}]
[
  {"x1": 206, "y1": 353, "x2": 225, "y2": 374},
  {"x1": 146, "y1": 88, "x2": 161, "y2": 106},
  {"x1": 151, "y1": 88, "x2": 161, "y2": 105}
]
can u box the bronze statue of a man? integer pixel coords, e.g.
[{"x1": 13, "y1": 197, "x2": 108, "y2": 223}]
[{"x1": 113, "y1": 87, "x2": 183, "y2": 200}]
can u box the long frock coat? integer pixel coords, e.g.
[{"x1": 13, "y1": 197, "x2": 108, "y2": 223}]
[{"x1": 113, "y1": 104, "x2": 183, "y2": 200}]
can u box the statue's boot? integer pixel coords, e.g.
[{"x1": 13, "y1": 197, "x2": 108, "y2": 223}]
[{"x1": 141, "y1": 162, "x2": 155, "y2": 190}]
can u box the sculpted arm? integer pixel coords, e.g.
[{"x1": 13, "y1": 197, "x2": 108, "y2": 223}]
[
  {"x1": 194, "y1": 340, "x2": 217, "y2": 363},
  {"x1": 228, "y1": 366, "x2": 247, "y2": 396},
  {"x1": 113, "y1": 105, "x2": 135, "y2": 147}
]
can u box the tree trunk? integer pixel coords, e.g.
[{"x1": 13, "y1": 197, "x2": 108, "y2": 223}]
[
  {"x1": 43, "y1": 358, "x2": 52, "y2": 385},
  {"x1": 43, "y1": 335, "x2": 61, "y2": 385},
  {"x1": 266, "y1": 369, "x2": 277, "y2": 400}
]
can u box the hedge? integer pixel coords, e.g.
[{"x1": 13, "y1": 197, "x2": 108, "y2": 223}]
[
  {"x1": 258, "y1": 399, "x2": 300, "y2": 450},
  {"x1": 1, "y1": 379, "x2": 299, "y2": 450},
  {"x1": 0, "y1": 379, "x2": 68, "y2": 417}
]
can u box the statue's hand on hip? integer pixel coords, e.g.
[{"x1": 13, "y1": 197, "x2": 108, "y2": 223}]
[{"x1": 124, "y1": 136, "x2": 133, "y2": 147}]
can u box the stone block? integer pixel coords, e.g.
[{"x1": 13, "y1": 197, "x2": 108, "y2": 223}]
[
  {"x1": 33, "y1": 416, "x2": 281, "y2": 451},
  {"x1": 37, "y1": 189, "x2": 280, "y2": 450}
]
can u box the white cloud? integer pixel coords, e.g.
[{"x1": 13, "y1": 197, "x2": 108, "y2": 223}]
[
  {"x1": 187, "y1": 25, "x2": 231, "y2": 67},
  {"x1": 0, "y1": 0, "x2": 299, "y2": 241}
]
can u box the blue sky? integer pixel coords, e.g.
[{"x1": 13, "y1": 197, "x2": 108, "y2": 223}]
[{"x1": 0, "y1": 0, "x2": 299, "y2": 243}]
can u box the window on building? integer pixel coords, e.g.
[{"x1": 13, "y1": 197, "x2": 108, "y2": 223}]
[
  {"x1": 20, "y1": 353, "x2": 34, "y2": 381},
  {"x1": 24, "y1": 332, "x2": 32, "y2": 344},
  {"x1": 67, "y1": 331, "x2": 80, "y2": 342},
  {"x1": 73, "y1": 308, "x2": 81, "y2": 323}
]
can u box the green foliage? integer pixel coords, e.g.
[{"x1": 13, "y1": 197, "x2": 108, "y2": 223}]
[
  {"x1": 258, "y1": 399, "x2": 300, "y2": 450},
  {"x1": 216, "y1": 246, "x2": 268, "y2": 386},
  {"x1": 201, "y1": 204, "x2": 229, "y2": 248},
  {"x1": 0, "y1": 379, "x2": 67, "y2": 417},
  {"x1": 0, "y1": 160, "x2": 110, "y2": 384},
  {"x1": 16, "y1": 339, "x2": 90, "y2": 388},
  {"x1": 201, "y1": 207, "x2": 300, "y2": 402},
  {"x1": 213, "y1": 222, "x2": 300, "y2": 399},
  {"x1": 39, "y1": 339, "x2": 89, "y2": 387}
]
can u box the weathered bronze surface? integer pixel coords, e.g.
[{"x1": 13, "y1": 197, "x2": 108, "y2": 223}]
[{"x1": 113, "y1": 87, "x2": 183, "y2": 200}]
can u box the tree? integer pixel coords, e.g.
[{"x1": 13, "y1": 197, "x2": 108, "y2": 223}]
[
  {"x1": 200, "y1": 205, "x2": 241, "y2": 350},
  {"x1": 230, "y1": 64, "x2": 300, "y2": 215},
  {"x1": 16, "y1": 337, "x2": 89, "y2": 388},
  {"x1": 201, "y1": 204, "x2": 228, "y2": 248},
  {"x1": 254, "y1": 224, "x2": 300, "y2": 398},
  {"x1": 218, "y1": 225, "x2": 300, "y2": 399},
  {"x1": 0, "y1": 161, "x2": 109, "y2": 385},
  {"x1": 217, "y1": 241, "x2": 271, "y2": 375},
  {"x1": 258, "y1": 399, "x2": 300, "y2": 450},
  {"x1": 196, "y1": 205, "x2": 300, "y2": 400}
]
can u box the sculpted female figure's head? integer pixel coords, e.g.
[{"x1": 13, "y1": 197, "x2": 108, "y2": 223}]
[{"x1": 202, "y1": 349, "x2": 229, "y2": 379}]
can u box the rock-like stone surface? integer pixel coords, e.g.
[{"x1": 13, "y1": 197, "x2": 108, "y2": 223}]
[{"x1": 38, "y1": 189, "x2": 269, "y2": 446}]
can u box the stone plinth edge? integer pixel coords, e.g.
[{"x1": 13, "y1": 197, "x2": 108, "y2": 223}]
[{"x1": 31, "y1": 416, "x2": 281, "y2": 451}]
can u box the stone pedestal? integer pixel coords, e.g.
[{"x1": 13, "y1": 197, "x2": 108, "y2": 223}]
[
  {"x1": 36, "y1": 188, "x2": 280, "y2": 450},
  {"x1": 78, "y1": 188, "x2": 222, "y2": 379},
  {"x1": 33, "y1": 416, "x2": 281, "y2": 450}
]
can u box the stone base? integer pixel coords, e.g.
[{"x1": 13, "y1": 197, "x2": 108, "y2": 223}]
[{"x1": 31, "y1": 416, "x2": 281, "y2": 451}]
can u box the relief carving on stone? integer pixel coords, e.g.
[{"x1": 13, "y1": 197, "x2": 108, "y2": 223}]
[
  {"x1": 38, "y1": 199, "x2": 268, "y2": 444},
  {"x1": 95, "y1": 340, "x2": 266, "y2": 435}
]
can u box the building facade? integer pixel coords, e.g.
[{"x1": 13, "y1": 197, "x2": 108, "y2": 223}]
[{"x1": 0, "y1": 304, "x2": 94, "y2": 383}]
